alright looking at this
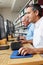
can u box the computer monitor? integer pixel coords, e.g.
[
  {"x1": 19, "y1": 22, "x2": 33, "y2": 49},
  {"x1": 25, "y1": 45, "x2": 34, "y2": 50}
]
[
  {"x1": 7, "y1": 20, "x2": 11, "y2": 35},
  {"x1": 10, "y1": 22, "x2": 15, "y2": 34},
  {"x1": 0, "y1": 15, "x2": 6, "y2": 40},
  {"x1": 6, "y1": 19, "x2": 15, "y2": 40}
]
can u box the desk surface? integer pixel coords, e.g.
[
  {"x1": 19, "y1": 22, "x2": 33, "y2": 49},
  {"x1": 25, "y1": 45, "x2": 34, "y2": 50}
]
[{"x1": 0, "y1": 42, "x2": 43, "y2": 65}]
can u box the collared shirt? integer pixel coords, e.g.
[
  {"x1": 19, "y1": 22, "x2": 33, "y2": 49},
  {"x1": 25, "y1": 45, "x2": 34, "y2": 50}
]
[
  {"x1": 25, "y1": 23, "x2": 34, "y2": 40},
  {"x1": 33, "y1": 16, "x2": 43, "y2": 48}
]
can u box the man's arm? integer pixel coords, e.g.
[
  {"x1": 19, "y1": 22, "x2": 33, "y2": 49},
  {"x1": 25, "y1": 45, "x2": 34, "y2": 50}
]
[
  {"x1": 35, "y1": 48, "x2": 43, "y2": 54},
  {"x1": 20, "y1": 39, "x2": 33, "y2": 45}
]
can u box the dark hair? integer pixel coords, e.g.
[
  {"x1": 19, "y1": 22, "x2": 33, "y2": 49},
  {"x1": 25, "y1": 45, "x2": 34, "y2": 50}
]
[{"x1": 26, "y1": 4, "x2": 42, "y2": 17}]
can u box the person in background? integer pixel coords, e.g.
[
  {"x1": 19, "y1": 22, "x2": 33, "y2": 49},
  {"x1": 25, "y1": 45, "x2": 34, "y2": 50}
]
[
  {"x1": 18, "y1": 4, "x2": 43, "y2": 55},
  {"x1": 19, "y1": 13, "x2": 34, "y2": 44}
]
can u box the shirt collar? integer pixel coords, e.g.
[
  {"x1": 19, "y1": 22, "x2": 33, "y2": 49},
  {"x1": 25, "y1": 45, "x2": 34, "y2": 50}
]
[
  {"x1": 35, "y1": 16, "x2": 43, "y2": 28},
  {"x1": 27, "y1": 23, "x2": 32, "y2": 28}
]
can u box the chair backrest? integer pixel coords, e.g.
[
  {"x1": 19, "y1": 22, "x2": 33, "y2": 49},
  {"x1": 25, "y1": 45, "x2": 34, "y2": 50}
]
[{"x1": 0, "y1": 15, "x2": 6, "y2": 40}]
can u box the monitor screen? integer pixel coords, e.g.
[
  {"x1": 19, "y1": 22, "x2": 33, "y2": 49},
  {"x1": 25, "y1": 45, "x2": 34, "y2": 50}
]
[
  {"x1": 0, "y1": 15, "x2": 6, "y2": 39},
  {"x1": 10, "y1": 23, "x2": 15, "y2": 34},
  {"x1": 6, "y1": 20, "x2": 11, "y2": 35}
]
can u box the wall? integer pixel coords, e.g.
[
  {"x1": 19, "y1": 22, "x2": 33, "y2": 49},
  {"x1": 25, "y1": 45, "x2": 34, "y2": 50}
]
[
  {"x1": 0, "y1": 8, "x2": 19, "y2": 22},
  {"x1": 38, "y1": 0, "x2": 43, "y2": 16}
]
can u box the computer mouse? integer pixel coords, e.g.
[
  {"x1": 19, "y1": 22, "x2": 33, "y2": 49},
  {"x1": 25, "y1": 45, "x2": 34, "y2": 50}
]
[
  {"x1": 16, "y1": 52, "x2": 21, "y2": 56},
  {"x1": 17, "y1": 53, "x2": 21, "y2": 56},
  {"x1": 17, "y1": 54, "x2": 29, "y2": 56},
  {"x1": 16, "y1": 52, "x2": 30, "y2": 56}
]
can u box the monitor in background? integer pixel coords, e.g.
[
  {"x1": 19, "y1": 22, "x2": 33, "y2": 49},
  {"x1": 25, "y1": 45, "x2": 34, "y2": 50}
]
[
  {"x1": 7, "y1": 20, "x2": 11, "y2": 35},
  {"x1": 6, "y1": 19, "x2": 15, "y2": 35},
  {"x1": 10, "y1": 22, "x2": 15, "y2": 36},
  {"x1": 6, "y1": 19, "x2": 15, "y2": 41},
  {"x1": 6, "y1": 19, "x2": 11, "y2": 41}
]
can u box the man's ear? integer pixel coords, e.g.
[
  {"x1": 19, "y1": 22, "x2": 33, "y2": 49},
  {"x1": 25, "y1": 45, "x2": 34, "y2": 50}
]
[{"x1": 35, "y1": 10, "x2": 39, "y2": 16}]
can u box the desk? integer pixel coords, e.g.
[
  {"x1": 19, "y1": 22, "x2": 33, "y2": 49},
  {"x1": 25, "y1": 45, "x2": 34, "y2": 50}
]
[{"x1": 0, "y1": 43, "x2": 43, "y2": 65}]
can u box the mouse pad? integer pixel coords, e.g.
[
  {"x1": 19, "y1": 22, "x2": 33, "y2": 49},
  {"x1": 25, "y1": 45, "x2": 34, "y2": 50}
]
[{"x1": 10, "y1": 50, "x2": 33, "y2": 59}]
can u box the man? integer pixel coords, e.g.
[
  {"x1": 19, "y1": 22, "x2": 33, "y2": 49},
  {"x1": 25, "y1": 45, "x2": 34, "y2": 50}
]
[
  {"x1": 18, "y1": 4, "x2": 43, "y2": 55},
  {"x1": 19, "y1": 14, "x2": 34, "y2": 44}
]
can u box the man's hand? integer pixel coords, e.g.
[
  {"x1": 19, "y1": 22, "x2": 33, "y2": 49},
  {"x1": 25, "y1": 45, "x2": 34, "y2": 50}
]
[
  {"x1": 18, "y1": 47, "x2": 37, "y2": 55},
  {"x1": 20, "y1": 40, "x2": 27, "y2": 43},
  {"x1": 19, "y1": 36, "x2": 25, "y2": 40}
]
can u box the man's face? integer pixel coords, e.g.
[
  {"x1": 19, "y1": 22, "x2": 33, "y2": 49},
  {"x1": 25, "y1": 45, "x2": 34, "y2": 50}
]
[
  {"x1": 25, "y1": 7, "x2": 37, "y2": 23},
  {"x1": 22, "y1": 15, "x2": 30, "y2": 27}
]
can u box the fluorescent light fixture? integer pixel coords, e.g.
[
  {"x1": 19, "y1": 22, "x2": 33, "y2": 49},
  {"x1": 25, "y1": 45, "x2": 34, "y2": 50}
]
[{"x1": 41, "y1": 5, "x2": 43, "y2": 8}]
